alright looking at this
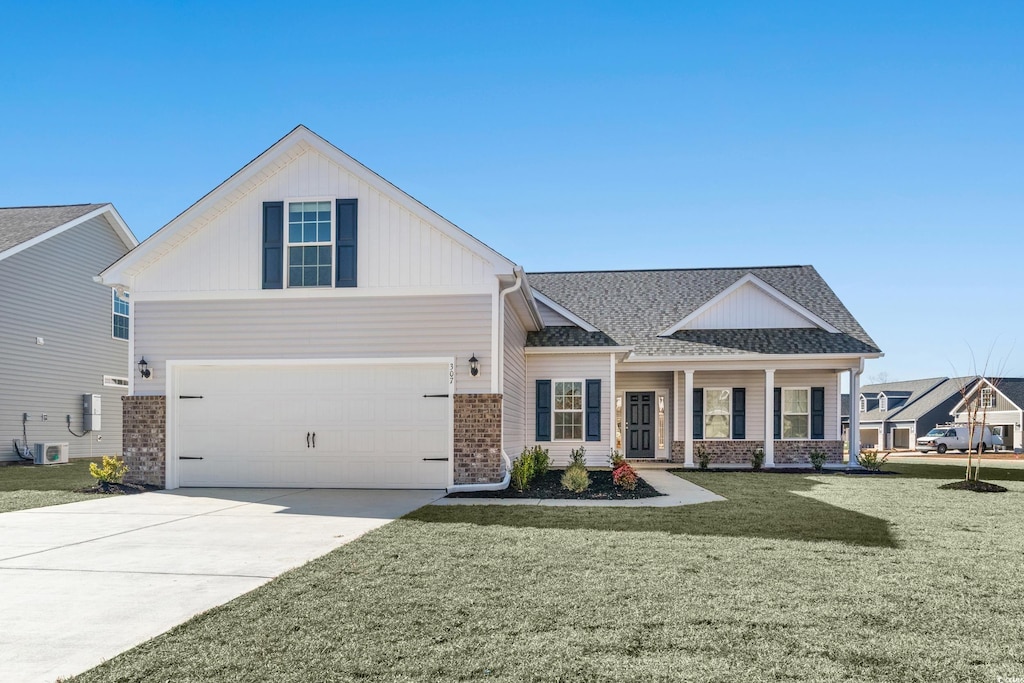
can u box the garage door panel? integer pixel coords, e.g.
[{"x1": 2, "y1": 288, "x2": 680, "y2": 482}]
[{"x1": 176, "y1": 362, "x2": 451, "y2": 488}]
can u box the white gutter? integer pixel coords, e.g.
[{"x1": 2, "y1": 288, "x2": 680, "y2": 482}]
[{"x1": 446, "y1": 268, "x2": 524, "y2": 494}]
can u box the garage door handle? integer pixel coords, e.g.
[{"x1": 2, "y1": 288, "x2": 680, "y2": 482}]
[
  {"x1": 180, "y1": 456, "x2": 204, "y2": 460},
  {"x1": 306, "y1": 432, "x2": 311, "y2": 448},
  {"x1": 422, "y1": 457, "x2": 449, "y2": 461},
  {"x1": 179, "y1": 395, "x2": 204, "y2": 399},
  {"x1": 312, "y1": 432, "x2": 316, "y2": 448},
  {"x1": 423, "y1": 394, "x2": 450, "y2": 398}
]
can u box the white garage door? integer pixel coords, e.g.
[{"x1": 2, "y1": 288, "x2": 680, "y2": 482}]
[{"x1": 174, "y1": 362, "x2": 451, "y2": 488}]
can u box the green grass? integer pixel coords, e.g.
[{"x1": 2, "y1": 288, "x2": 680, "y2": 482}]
[
  {"x1": 71, "y1": 464, "x2": 1024, "y2": 682},
  {"x1": 0, "y1": 459, "x2": 99, "y2": 512}
]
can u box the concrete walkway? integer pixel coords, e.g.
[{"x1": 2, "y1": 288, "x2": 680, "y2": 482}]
[
  {"x1": 434, "y1": 469, "x2": 724, "y2": 507},
  {"x1": 0, "y1": 488, "x2": 444, "y2": 683}
]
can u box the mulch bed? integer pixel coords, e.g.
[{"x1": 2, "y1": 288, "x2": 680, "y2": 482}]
[
  {"x1": 447, "y1": 469, "x2": 664, "y2": 500},
  {"x1": 74, "y1": 482, "x2": 161, "y2": 495},
  {"x1": 938, "y1": 480, "x2": 1009, "y2": 493},
  {"x1": 669, "y1": 467, "x2": 899, "y2": 476}
]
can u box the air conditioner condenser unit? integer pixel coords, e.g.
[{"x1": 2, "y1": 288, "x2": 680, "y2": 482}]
[{"x1": 33, "y1": 442, "x2": 69, "y2": 465}]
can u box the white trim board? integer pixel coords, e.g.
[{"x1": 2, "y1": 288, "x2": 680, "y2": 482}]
[
  {"x1": 658, "y1": 274, "x2": 840, "y2": 336},
  {"x1": 99, "y1": 125, "x2": 517, "y2": 286},
  {"x1": 0, "y1": 204, "x2": 138, "y2": 264}
]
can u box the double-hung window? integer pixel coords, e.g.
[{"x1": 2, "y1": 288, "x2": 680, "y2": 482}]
[
  {"x1": 980, "y1": 387, "x2": 995, "y2": 408},
  {"x1": 782, "y1": 388, "x2": 810, "y2": 439},
  {"x1": 287, "y1": 201, "x2": 333, "y2": 287},
  {"x1": 553, "y1": 381, "x2": 584, "y2": 440},
  {"x1": 112, "y1": 290, "x2": 129, "y2": 340},
  {"x1": 704, "y1": 388, "x2": 731, "y2": 439}
]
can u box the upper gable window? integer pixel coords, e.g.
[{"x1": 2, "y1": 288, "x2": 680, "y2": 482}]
[
  {"x1": 112, "y1": 290, "x2": 129, "y2": 340},
  {"x1": 859, "y1": 395, "x2": 867, "y2": 412},
  {"x1": 288, "y1": 201, "x2": 333, "y2": 287},
  {"x1": 879, "y1": 394, "x2": 888, "y2": 411},
  {"x1": 980, "y1": 387, "x2": 995, "y2": 408}
]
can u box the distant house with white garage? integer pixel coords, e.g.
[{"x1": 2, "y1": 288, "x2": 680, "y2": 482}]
[
  {"x1": 950, "y1": 378, "x2": 1024, "y2": 452},
  {"x1": 856, "y1": 377, "x2": 978, "y2": 450}
]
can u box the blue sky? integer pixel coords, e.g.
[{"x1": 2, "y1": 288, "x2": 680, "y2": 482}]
[{"x1": 1, "y1": 1, "x2": 1021, "y2": 381}]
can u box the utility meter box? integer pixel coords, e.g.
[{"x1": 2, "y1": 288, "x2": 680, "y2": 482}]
[{"x1": 83, "y1": 393, "x2": 101, "y2": 431}]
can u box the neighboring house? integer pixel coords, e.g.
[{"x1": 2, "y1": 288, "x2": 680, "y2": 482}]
[
  {"x1": 951, "y1": 378, "x2": 1024, "y2": 452},
  {"x1": 854, "y1": 377, "x2": 978, "y2": 450},
  {"x1": 1, "y1": 204, "x2": 138, "y2": 462},
  {"x1": 96, "y1": 126, "x2": 882, "y2": 490}
]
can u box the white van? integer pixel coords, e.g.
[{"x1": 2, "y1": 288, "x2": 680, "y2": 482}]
[{"x1": 916, "y1": 424, "x2": 996, "y2": 454}]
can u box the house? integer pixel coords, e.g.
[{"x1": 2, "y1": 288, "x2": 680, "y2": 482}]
[
  {"x1": 1, "y1": 204, "x2": 138, "y2": 462},
  {"x1": 854, "y1": 377, "x2": 979, "y2": 450},
  {"x1": 96, "y1": 126, "x2": 882, "y2": 490},
  {"x1": 951, "y1": 378, "x2": 1024, "y2": 452}
]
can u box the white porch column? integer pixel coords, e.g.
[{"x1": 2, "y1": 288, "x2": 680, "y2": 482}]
[
  {"x1": 673, "y1": 371, "x2": 682, "y2": 442},
  {"x1": 684, "y1": 369, "x2": 694, "y2": 467},
  {"x1": 764, "y1": 369, "x2": 775, "y2": 467},
  {"x1": 849, "y1": 366, "x2": 862, "y2": 467}
]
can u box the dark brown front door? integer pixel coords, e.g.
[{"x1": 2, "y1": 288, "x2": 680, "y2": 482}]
[{"x1": 626, "y1": 392, "x2": 655, "y2": 458}]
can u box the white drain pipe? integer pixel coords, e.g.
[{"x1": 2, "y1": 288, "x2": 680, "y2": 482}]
[{"x1": 446, "y1": 268, "x2": 524, "y2": 493}]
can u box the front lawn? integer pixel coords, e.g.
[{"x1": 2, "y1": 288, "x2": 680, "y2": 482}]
[
  {"x1": 0, "y1": 459, "x2": 99, "y2": 513},
  {"x1": 72, "y1": 464, "x2": 1024, "y2": 682}
]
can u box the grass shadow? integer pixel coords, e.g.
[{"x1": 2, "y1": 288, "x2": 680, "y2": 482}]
[
  {"x1": 885, "y1": 462, "x2": 1024, "y2": 481},
  {"x1": 408, "y1": 472, "x2": 897, "y2": 548}
]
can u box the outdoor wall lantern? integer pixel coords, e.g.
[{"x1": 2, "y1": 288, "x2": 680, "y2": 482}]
[
  {"x1": 137, "y1": 357, "x2": 151, "y2": 379},
  {"x1": 469, "y1": 354, "x2": 480, "y2": 377}
]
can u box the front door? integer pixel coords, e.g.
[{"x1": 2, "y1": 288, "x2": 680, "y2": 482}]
[{"x1": 626, "y1": 392, "x2": 655, "y2": 458}]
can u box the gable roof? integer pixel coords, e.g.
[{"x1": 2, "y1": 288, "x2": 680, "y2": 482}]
[
  {"x1": 99, "y1": 125, "x2": 517, "y2": 286},
  {"x1": 857, "y1": 377, "x2": 987, "y2": 424},
  {"x1": 950, "y1": 377, "x2": 1024, "y2": 413},
  {"x1": 0, "y1": 204, "x2": 137, "y2": 262},
  {"x1": 525, "y1": 266, "x2": 880, "y2": 358}
]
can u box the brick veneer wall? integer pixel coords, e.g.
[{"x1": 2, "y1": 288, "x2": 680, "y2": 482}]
[
  {"x1": 773, "y1": 440, "x2": 844, "y2": 465},
  {"x1": 671, "y1": 439, "x2": 844, "y2": 466},
  {"x1": 454, "y1": 394, "x2": 504, "y2": 485},
  {"x1": 122, "y1": 396, "x2": 166, "y2": 487}
]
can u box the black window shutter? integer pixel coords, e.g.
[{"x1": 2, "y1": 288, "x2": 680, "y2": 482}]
[
  {"x1": 335, "y1": 199, "x2": 357, "y2": 288},
  {"x1": 262, "y1": 201, "x2": 284, "y2": 289},
  {"x1": 693, "y1": 388, "x2": 704, "y2": 439},
  {"x1": 536, "y1": 380, "x2": 551, "y2": 441},
  {"x1": 586, "y1": 379, "x2": 601, "y2": 441},
  {"x1": 811, "y1": 387, "x2": 825, "y2": 440},
  {"x1": 773, "y1": 388, "x2": 782, "y2": 440},
  {"x1": 732, "y1": 388, "x2": 746, "y2": 439}
]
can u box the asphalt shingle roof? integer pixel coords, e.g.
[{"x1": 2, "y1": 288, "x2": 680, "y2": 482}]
[
  {"x1": 857, "y1": 377, "x2": 950, "y2": 423},
  {"x1": 0, "y1": 204, "x2": 105, "y2": 253},
  {"x1": 526, "y1": 266, "x2": 880, "y2": 357}
]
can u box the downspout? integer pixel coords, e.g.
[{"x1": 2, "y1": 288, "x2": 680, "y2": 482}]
[{"x1": 446, "y1": 267, "x2": 524, "y2": 493}]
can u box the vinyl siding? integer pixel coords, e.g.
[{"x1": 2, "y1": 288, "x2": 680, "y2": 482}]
[
  {"x1": 536, "y1": 299, "x2": 577, "y2": 327},
  {"x1": 0, "y1": 215, "x2": 130, "y2": 461},
  {"x1": 132, "y1": 147, "x2": 495, "y2": 294},
  {"x1": 133, "y1": 294, "x2": 493, "y2": 395},
  {"x1": 615, "y1": 372, "x2": 673, "y2": 457},
  {"x1": 526, "y1": 353, "x2": 613, "y2": 466},
  {"x1": 682, "y1": 282, "x2": 816, "y2": 330},
  {"x1": 502, "y1": 304, "x2": 527, "y2": 458}
]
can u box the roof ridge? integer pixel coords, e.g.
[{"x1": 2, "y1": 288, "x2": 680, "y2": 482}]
[
  {"x1": 529, "y1": 265, "x2": 809, "y2": 275},
  {"x1": 0, "y1": 203, "x2": 104, "y2": 210}
]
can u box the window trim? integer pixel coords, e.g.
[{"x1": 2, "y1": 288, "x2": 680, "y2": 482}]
[
  {"x1": 879, "y1": 393, "x2": 888, "y2": 411},
  {"x1": 111, "y1": 289, "x2": 129, "y2": 341},
  {"x1": 103, "y1": 375, "x2": 129, "y2": 388},
  {"x1": 285, "y1": 196, "x2": 335, "y2": 289},
  {"x1": 781, "y1": 386, "x2": 811, "y2": 440},
  {"x1": 980, "y1": 387, "x2": 996, "y2": 409},
  {"x1": 703, "y1": 387, "x2": 732, "y2": 440},
  {"x1": 552, "y1": 378, "x2": 585, "y2": 442}
]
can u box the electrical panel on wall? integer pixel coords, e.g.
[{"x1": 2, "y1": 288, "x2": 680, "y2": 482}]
[{"x1": 83, "y1": 393, "x2": 101, "y2": 431}]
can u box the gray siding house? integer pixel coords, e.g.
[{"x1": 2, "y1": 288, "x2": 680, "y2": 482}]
[
  {"x1": 951, "y1": 378, "x2": 1024, "y2": 451},
  {"x1": 1, "y1": 205, "x2": 137, "y2": 462},
  {"x1": 855, "y1": 377, "x2": 978, "y2": 450}
]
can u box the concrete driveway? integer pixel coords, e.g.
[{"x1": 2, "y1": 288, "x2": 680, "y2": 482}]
[{"x1": 0, "y1": 488, "x2": 443, "y2": 683}]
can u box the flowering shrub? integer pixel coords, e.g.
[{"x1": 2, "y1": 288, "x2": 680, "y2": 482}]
[{"x1": 612, "y1": 463, "x2": 638, "y2": 490}]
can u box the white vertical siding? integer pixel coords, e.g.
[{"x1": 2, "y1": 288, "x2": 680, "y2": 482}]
[
  {"x1": 614, "y1": 372, "x2": 674, "y2": 457},
  {"x1": 526, "y1": 353, "x2": 613, "y2": 466},
  {"x1": 133, "y1": 294, "x2": 493, "y2": 396},
  {"x1": 132, "y1": 147, "x2": 496, "y2": 294},
  {"x1": 684, "y1": 283, "x2": 815, "y2": 330},
  {"x1": 502, "y1": 304, "x2": 527, "y2": 458}
]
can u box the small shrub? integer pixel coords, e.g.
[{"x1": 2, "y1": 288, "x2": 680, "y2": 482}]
[
  {"x1": 858, "y1": 449, "x2": 889, "y2": 471},
  {"x1": 511, "y1": 449, "x2": 536, "y2": 492},
  {"x1": 696, "y1": 445, "x2": 710, "y2": 470},
  {"x1": 89, "y1": 455, "x2": 128, "y2": 487},
  {"x1": 568, "y1": 446, "x2": 587, "y2": 469},
  {"x1": 561, "y1": 464, "x2": 591, "y2": 493},
  {"x1": 612, "y1": 463, "x2": 638, "y2": 490},
  {"x1": 530, "y1": 446, "x2": 550, "y2": 478},
  {"x1": 809, "y1": 448, "x2": 828, "y2": 472},
  {"x1": 750, "y1": 446, "x2": 765, "y2": 471},
  {"x1": 609, "y1": 449, "x2": 626, "y2": 469}
]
